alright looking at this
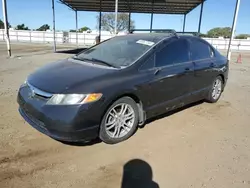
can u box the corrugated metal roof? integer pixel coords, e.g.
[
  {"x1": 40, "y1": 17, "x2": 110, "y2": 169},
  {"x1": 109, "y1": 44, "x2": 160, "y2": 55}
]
[{"x1": 60, "y1": 0, "x2": 204, "y2": 14}]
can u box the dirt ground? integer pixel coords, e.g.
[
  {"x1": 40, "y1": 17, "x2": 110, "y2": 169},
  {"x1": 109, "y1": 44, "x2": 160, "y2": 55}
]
[{"x1": 0, "y1": 43, "x2": 250, "y2": 188}]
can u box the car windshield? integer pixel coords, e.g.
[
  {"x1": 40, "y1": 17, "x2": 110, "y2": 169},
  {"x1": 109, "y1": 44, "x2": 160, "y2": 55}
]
[{"x1": 75, "y1": 35, "x2": 160, "y2": 67}]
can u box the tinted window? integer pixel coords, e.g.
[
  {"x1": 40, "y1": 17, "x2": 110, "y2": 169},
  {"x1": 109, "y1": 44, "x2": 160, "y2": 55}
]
[
  {"x1": 155, "y1": 39, "x2": 189, "y2": 67},
  {"x1": 140, "y1": 55, "x2": 155, "y2": 70},
  {"x1": 191, "y1": 39, "x2": 211, "y2": 60}
]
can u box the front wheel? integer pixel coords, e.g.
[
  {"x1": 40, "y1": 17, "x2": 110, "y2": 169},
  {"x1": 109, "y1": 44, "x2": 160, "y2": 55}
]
[
  {"x1": 206, "y1": 76, "x2": 223, "y2": 103},
  {"x1": 99, "y1": 97, "x2": 139, "y2": 144}
]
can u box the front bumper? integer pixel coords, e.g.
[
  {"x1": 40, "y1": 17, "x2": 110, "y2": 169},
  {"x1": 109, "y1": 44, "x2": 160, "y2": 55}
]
[{"x1": 17, "y1": 85, "x2": 102, "y2": 142}]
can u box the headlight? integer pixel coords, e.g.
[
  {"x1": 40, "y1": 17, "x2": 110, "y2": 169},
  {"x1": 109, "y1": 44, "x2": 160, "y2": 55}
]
[
  {"x1": 21, "y1": 79, "x2": 28, "y2": 88},
  {"x1": 47, "y1": 93, "x2": 102, "y2": 105}
]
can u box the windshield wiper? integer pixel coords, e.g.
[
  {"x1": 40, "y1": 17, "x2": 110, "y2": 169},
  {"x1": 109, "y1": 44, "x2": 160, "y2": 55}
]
[
  {"x1": 72, "y1": 56, "x2": 86, "y2": 61},
  {"x1": 72, "y1": 56, "x2": 119, "y2": 68},
  {"x1": 89, "y1": 58, "x2": 120, "y2": 68}
]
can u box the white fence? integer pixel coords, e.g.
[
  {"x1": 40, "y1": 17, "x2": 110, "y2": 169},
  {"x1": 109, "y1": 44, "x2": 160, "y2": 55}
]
[
  {"x1": 0, "y1": 29, "x2": 115, "y2": 46},
  {"x1": 204, "y1": 38, "x2": 250, "y2": 51},
  {"x1": 1, "y1": 29, "x2": 250, "y2": 50}
]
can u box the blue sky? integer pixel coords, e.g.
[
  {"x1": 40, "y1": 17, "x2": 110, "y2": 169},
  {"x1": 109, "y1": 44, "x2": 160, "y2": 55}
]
[{"x1": 0, "y1": 0, "x2": 249, "y2": 34}]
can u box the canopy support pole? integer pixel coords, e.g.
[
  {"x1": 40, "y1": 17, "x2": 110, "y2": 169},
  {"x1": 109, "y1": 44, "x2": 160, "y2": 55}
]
[
  {"x1": 198, "y1": 0, "x2": 204, "y2": 34},
  {"x1": 150, "y1": 0, "x2": 154, "y2": 33},
  {"x1": 99, "y1": 11, "x2": 101, "y2": 37},
  {"x1": 150, "y1": 13, "x2": 153, "y2": 33},
  {"x1": 1, "y1": 0, "x2": 11, "y2": 56},
  {"x1": 227, "y1": 0, "x2": 241, "y2": 61},
  {"x1": 114, "y1": 0, "x2": 118, "y2": 35},
  {"x1": 75, "y1": 10, "x2": 78, "y2": 47},
  {"x1": 128, "y1": 12, "x2": 131, "y2": 32},
  {"x1": 183, "y1": 14, "x2": 186, "y2": 32},
  {"x1": 99, "y1": 0, "x2": 102, "y2": 39},
  {"x1": 52, "y1": 0, "x2": 56, "y2": 52}
]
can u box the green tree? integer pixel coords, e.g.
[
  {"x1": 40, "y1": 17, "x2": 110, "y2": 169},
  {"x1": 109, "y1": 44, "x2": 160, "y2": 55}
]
[
  {"x1": 0, "y1": 19, "x2": 4, "y2": 29},
  {"x1": 235, "y1": 34, "x2": 250, "y2": 39},
  {"x1": 16, "y1": 24, "x2": 29, "y2": 30},
  {"x1": 96, "y1": 13, "x2": 135, "y2": 34},
  {"x1": 36, "y1": 24, "x2": 50, "y2": 31},
  {"x1": 199, "y1": 33, "x2": 208, "y2": 37},
  {"x1": 207, "y1": 27, "x2": 231, "y2": 38},
  {"x1": 70, "y1": 27, "x2": 90, "y2": 32},
  {"x1": 0, "y1": 19, "x2": 11, "y2": 29},
  {"x1": 79, "y1": 26, "x2": 90, "y2": 32}
]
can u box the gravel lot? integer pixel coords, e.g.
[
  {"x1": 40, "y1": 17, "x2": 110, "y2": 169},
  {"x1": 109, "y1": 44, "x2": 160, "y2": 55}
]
[{"x1": 0, "y1": 43, "x2": 250, "y2": 188}]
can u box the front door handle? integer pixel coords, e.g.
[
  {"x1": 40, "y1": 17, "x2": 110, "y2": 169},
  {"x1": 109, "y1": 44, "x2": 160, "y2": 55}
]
[{"x1": 154, "y1": 68, "x2": 162, "y2": 75}]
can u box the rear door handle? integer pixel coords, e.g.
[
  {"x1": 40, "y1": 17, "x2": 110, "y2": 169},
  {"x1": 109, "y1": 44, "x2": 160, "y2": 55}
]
[
  {"x1": 210, "y1": 63, "x2": 215, "y2": 67},
  {"x1": 184, "y1": 67, "x2": 193, "y2": 73}
]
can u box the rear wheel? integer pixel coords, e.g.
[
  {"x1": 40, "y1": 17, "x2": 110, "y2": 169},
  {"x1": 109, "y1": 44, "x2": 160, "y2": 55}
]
[
  {"x1": 99, "y1": 97, "x2": 139, "y2": 144},
  {"x1": 206, "y1": 76, "x2": 223, "y2": 103}
]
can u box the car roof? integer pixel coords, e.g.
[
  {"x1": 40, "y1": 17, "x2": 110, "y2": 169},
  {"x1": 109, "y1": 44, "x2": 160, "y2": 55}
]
[
  {"x1": 178, "y1": 35, "x2": 206, "y2": 41},
  {"x1": 178, "y1": 35, "x2": 199, "y2": 40},
  {"x1": 115, "y1": 33, "x2": 173, "y2": 43},
  {"x1": 116, "y1": 33, "x2": 206, "y2": 43}
]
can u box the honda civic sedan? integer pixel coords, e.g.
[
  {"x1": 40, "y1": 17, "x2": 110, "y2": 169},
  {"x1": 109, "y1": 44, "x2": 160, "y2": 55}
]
[{"x1": 17, "y1": 33, "x2": 228, "y2": 144}]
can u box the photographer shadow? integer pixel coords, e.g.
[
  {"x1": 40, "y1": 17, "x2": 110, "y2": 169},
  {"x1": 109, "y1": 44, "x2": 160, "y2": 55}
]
[{"x1": 121, "y1": 159, "x2": 159, "y2": 188}]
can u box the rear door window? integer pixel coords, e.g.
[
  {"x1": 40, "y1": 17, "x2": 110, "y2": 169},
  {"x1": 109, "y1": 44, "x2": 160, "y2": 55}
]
[
  {"x1": 155, "y1": 39, "x2": 189, "y2": 67},
  {"x1": 191, "y1": 39, "x2": 211, "y2": 61}
]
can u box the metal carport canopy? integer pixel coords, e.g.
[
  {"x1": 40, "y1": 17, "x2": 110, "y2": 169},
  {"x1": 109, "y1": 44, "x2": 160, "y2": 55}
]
[
  {"x1": 60, "y1": 0, "x2": 204, "y2": 14},
  {"x1": 1, "y1": 0, "x2": 241, "y2": 62}
]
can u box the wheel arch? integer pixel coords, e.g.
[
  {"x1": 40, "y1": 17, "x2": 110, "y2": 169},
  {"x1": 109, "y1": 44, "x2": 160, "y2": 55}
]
[
  {"x1": 217, "y1": 74, "x2": 226, "y2": 91},
  {"x1": 103, "y1": 92, "x2": 146, "y2": 126},
  {"x1": 218, "y1": 74, "x2": 225, "y2": 84}
]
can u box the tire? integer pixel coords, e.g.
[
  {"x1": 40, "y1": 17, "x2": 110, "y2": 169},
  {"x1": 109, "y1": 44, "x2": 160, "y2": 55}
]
[
  {"x1": 99, "y1": 97, "x2": 139, "y2": 144},
  {"x1": 206, "y1": 76, "x2": 223, "y2": 103}
]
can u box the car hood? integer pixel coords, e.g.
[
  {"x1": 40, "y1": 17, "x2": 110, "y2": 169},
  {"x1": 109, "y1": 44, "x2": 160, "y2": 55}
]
[{"x1": 27, "y1": 58, "x2": 116, "y2": 93}]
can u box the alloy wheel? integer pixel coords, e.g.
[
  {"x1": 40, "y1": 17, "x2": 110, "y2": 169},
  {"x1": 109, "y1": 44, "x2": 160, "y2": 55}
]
[
  {"x1": 212, "y1": 78, "x2": 222, "y2": 100},
  {"x1": 105, "y1": 103, "x2": 135, "y2": 138}
]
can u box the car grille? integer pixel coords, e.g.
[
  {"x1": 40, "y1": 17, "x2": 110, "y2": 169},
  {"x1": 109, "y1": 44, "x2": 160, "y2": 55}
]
[{"x1": 27, "y1": 82, "x2": 53, "y2": 99}]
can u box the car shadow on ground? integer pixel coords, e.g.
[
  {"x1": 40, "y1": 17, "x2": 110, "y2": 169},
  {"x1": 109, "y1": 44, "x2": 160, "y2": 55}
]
[
  {"x1": 56, "y1": 48, "x2": 87, "y2": 55},
  {"x1": 121, "y1": 159, "x2": 159, "y2": 188},
  {"x1": 143, "y1": 100, "x2": 205, "y2": 127},
  {"x1": 58, "y1": 138, "x2": 102, "y2": 147}
]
